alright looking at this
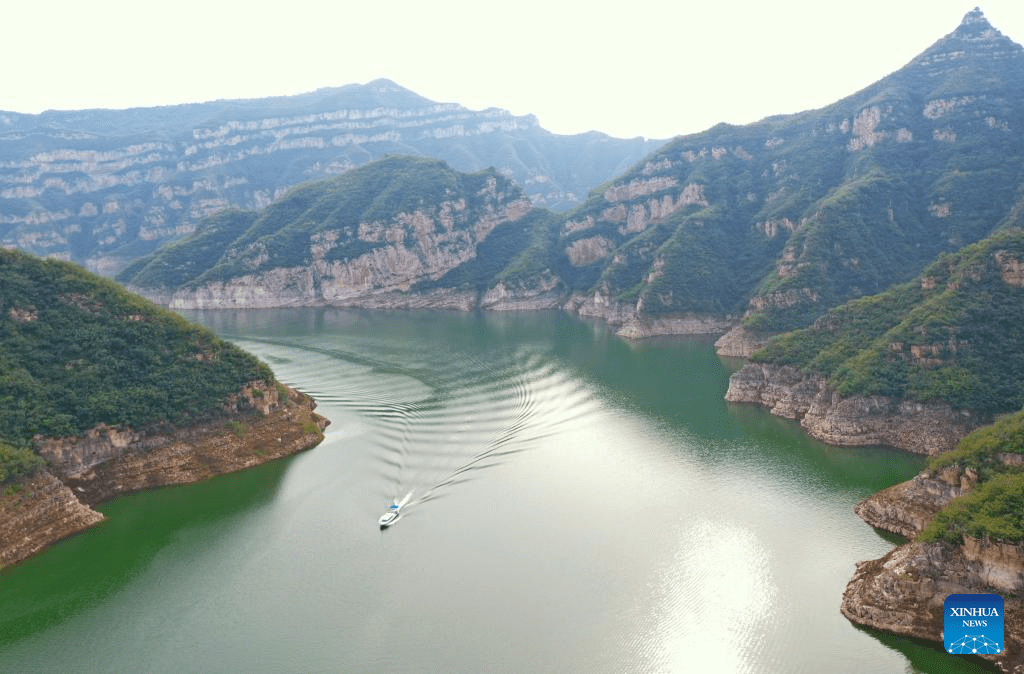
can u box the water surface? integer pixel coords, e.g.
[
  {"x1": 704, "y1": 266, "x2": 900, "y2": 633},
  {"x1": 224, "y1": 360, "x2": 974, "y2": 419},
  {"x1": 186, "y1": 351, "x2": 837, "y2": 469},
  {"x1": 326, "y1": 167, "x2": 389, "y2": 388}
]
[{"x1": 0, "y1": 309, "x2": 994, "y2": 672}]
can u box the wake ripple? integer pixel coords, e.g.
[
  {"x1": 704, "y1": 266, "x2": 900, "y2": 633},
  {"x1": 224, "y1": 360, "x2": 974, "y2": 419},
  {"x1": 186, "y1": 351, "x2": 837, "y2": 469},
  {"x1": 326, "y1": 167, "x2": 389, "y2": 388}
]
[{"x1": 227, "y1": 336, "x2": 598, "y2": 516}]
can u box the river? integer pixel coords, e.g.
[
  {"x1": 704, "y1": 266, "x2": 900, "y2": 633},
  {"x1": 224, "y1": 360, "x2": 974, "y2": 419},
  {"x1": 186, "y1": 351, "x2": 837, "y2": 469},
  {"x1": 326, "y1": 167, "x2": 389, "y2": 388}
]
[{"x1": 0, "y1": 309, "x2": 996, "y2": 673}]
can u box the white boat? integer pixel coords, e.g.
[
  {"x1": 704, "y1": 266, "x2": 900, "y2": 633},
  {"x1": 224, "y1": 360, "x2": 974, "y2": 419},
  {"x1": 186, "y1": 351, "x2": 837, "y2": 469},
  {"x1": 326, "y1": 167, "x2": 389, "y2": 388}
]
[{"x1": 378, "y1": 504, "x2": 401, "y2": 529}]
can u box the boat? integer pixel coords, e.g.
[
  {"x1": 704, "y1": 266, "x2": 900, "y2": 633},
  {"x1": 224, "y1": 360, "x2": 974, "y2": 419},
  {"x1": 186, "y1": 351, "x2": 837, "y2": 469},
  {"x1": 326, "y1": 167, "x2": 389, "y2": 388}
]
[{"x1": 378, "y1": 504, "x2": 401, "y2": 529}]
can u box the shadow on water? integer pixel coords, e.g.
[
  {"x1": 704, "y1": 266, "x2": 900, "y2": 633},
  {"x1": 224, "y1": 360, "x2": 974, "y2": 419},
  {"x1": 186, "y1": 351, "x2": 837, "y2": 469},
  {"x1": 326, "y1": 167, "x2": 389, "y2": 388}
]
[
  {"x1": 854, "y1": 624, "x2": 1002, "y2": 673},
  {"x1": 0, "y1": 456, "x2": 295, "y2": 648}
]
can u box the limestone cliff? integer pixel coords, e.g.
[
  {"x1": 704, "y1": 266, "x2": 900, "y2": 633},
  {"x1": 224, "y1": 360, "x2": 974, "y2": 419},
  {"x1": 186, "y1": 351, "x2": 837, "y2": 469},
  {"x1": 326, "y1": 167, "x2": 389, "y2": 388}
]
[
  {"x1": 549, "y1": 9, "x2": 1024, "y2": 338},
  {"x1": 842, "y1": 432, "x2": 1024, "y2": 670},
  {"x1": 123, "y1": 157, "x2": 539, "y2": 310},
  {"x1": 841, "y1": 540, "x2": 1024, "y2": 673},
  {"x1": 725, "y1": 363, "x2": 985, "y2": 455},
  {"x1": 0, "y1": 383, "x2": 327, "y2": 567},
  {"x1": 0, "y1": 471, "x2": 104, "y2": 568},
  {"x1": 164, "y1": 185, "x2": 531, "y2": 308},
  {"x1": 853, "y1": 466, "x2": 976, "y2": 538},
  {"x1": 0, "y1": 79, "x2": 660, "y2": 274},
  {"x1": 713, "y1": 324, "x2": 772, "y2": 358}
]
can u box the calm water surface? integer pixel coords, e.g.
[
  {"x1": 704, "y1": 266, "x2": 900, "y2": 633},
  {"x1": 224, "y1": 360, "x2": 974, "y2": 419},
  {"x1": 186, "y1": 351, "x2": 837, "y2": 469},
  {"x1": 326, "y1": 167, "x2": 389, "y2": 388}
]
[{"x1": 0, "y1": 310, "x2": 996, "y2": 673}]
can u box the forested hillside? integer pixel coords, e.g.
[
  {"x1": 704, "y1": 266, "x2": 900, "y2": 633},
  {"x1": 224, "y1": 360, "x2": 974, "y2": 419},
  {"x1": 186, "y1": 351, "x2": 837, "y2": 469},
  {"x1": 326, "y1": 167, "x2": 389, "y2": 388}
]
[
  {"x1": 118, "y1": 11, "x2": 1024, "y2": 349},
  {"x1": 0, "y1": 248, "x2": 273, "y2": 483},
  {"x1": 118, "y1": 156, "x2": 551, "y2": 306},
  {"x1": 752, "y1": 227, "x2": 1024, "y2": 415},
  {"x1": 556, "y1": 9, "x2": 1024, "y2": 332}
]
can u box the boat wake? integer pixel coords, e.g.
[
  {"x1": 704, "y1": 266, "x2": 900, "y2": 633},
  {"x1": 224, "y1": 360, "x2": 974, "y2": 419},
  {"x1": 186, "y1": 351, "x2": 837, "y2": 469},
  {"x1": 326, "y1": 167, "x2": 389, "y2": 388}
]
[{"x1": 226, "y1": 335, "x2": 598, "y2": 525}]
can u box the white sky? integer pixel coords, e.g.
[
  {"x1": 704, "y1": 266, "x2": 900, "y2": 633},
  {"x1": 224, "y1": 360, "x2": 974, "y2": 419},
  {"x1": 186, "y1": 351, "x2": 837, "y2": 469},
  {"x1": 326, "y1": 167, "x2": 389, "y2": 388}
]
[{"x1": 3, "y1": 1, "x2": 1023, "y2": 139}]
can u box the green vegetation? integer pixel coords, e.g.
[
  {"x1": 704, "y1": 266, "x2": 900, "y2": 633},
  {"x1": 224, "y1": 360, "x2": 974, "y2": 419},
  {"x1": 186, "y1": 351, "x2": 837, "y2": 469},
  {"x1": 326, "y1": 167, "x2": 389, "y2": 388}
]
[
  {"x1": 542, "y1": 15, "x2": 1024, "y2": 331},
  {"x1": 929, "y1": 409, "x2": 1024, "y2": 476},
  {"x1": 0, "y1": 441, "x2": 44, "y2": 485},
  {"x1": 423, "y1": 209, "x2": 561, "y2": 292},
  {"x1": 118, "y1": 209, "x2": 258, "y2": 289},
  {"x1": 921, "y1": 472, "x2": 1024, "y2": 545},
  {"x1": 753, "y1": 229, "x2": 1024, "y2": 415},
  {"x1": 225, "y1": 420, "x2": 245, "y2": 438},
  {"x1": 1, "y1": 249, "x2": 274, "y2": 483},
  {"x1": 120, "y1": 156, "x2": 529, "y2": 291},
  {"x1": 918, "y1": 410, "x2": 1024, "y2": 544}
]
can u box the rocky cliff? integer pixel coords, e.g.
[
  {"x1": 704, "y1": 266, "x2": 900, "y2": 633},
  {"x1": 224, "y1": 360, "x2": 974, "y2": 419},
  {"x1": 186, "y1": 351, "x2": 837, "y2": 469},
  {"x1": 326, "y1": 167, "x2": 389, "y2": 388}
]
[
  {"x1": 0, "y1": 79, "x2": 660, "y2": 274},
  {"x1": 841, "y1": 540, "x2": 1024, "y2": 673},
  {"x1": 724, "y1": 362, "x2": 985, "y2": 455},
  {"x1": 0, "y1": 382, "x2": 327, "y2": 567},
  {"x1": 0, "y1": 470, "x2": 104, "y2": 569},
  {"x1": 853, "y1": 465, "x2": 976, "y2": 538},
  {"x1": 841, "y1": 435, "x2": 1024, "y2": 671},
  {"x1": 546, "y1": 10, "x2": 1024, "y2": 337}
]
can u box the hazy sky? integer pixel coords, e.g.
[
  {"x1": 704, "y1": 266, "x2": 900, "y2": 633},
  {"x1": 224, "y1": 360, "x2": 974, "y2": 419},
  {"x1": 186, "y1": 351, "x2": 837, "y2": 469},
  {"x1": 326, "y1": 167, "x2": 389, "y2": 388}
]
[{"x1": 4, "y1": 1, "x2": 1023, "y2": 139}]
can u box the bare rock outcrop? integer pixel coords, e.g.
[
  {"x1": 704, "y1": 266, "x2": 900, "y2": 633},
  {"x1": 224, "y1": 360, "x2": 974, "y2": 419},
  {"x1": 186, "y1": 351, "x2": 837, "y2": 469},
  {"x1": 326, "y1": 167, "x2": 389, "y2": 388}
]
[
  {"x1": 841, "y1": 540, "x2": 1024, "y2": 673},
  {"x1": 615, "y1": 315, "x2": 734, "y2": 340},
  {"x1": 0, "y1": 471, "x2": 104, "y2": 569},
  {"x1": 0, "y1": 384, "x2": 327, "y2": 567},
  {"x1": 854, "y1": 466, "x2": 977, "y2": 538},
  {"x1": 725, "y1": 362, "x2": 984, "y2": 455},
  {"x1": 713, "y1": 324, "x2": 772, "y2": 357},
  {"x1": 59, "y1": 387, "x2": 328, "y2": 506},
  {"x1": 481, "y1": 275, "x2": 565, "y2": 311}
]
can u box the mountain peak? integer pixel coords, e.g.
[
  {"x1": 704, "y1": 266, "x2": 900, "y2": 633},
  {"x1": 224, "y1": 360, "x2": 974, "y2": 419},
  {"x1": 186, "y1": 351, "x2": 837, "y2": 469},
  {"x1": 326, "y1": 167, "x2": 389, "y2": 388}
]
[
  {"x1": 953, "y1": 6, "x2": 1002, "y2": 38},
  {"x1": 906, "y1": 6, "x2": 1021, "y2": 77}
]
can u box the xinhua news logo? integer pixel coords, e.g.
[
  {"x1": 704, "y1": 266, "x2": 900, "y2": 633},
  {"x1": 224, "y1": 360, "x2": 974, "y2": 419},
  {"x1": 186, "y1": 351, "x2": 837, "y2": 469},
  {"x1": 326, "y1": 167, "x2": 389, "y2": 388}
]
[{"x1": 944, "y1": 593, "x2": 1004, "y2": 655}]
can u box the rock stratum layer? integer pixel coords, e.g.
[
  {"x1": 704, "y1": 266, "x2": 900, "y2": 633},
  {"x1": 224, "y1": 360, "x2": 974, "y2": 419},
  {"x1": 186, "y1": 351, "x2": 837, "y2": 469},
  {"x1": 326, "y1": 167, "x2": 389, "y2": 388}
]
[
  {"x1": 0, "y1": 79, "x2": 659, "y2": 275},
  {"x1": 841, "y1": 540, "x2": 1024, "y2": 673},
  {"x1": 0, "y1": 383, "x2": 327, "y2": 568},
  {"x1": 724, "y1": 363, "x2": 984, "y2": 455},
  {"x1": 853, "y1": 466, "x2": 977, "y2": 538},
  {"x1": 843, "y1": 451, "x2": 1024, "y2": 670}
]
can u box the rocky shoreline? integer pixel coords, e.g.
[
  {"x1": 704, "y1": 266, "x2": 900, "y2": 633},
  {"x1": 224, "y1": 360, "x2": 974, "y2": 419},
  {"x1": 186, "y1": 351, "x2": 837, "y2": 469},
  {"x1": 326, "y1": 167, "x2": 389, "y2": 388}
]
[
  {"x1": 128, "y1": 288, "x2": 1024, "y2": 669},
  {"x1": 723, "y1": 362, "x2": 985, "y2": 456},
  {"x1": 839, "y1": 448, "x2": 1024, "y2": 670},
  {"x1": 137, "y1": 281, "x2": 745, "y2": 341},
  {"x1": 714, "y1": 329, "x2": 1024, "y2": 671},
  {"x1": 0, "y1": 382, "x2": 327, "y2": 569},
  {"x1": 841, "y1": 539, "x2": 1023, "y2": 672}
]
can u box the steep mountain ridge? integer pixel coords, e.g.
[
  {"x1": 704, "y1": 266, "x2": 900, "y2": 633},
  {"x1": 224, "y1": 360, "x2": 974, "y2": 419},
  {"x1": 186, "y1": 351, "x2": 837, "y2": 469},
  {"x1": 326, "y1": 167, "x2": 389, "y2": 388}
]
[
  {"x1": 117, "y1": 12, "x2": 1024, "y2": 351},
  {"x1": 557, "y1": 8, "x2": 1024, "y2": 337},
  {"x1": 725, "y1": 226, "x2": 1024, "y2": 455},
  {"x1": 120, "y1": 156, "x2": 547, "y2": 309},
  {"x1": 0, "y1": 79, "x2": 660, "y2": 274}
]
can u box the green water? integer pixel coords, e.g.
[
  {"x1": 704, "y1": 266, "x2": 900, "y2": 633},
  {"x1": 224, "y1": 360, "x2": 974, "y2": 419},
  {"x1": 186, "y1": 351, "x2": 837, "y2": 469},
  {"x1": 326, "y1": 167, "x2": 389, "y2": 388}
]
[{"x1": 0, "y1": 309, "x2": 996, "y2": 672}]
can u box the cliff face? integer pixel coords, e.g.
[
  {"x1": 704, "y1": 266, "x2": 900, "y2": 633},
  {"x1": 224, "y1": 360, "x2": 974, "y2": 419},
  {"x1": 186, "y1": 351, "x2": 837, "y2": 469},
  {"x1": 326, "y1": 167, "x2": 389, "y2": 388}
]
[
  {"x1": 0, "y1": 79, "x2": 660, "y2": 274},
  {"x1": 841, "y1": 540, "x2": 1024, "y2": 673},
  {"x1": 548, "y1": 10, "x2": 1024, "y2": 335},
  {"x1": 725, "y1": 363, "x2": 984, "y2": 455},
  {"x1": 713, "y1": 324, "x2": 772, "y2": 358},
  {"x1": 853, "y1": 466, "x2": 976, "y2": 538},
  {"x1": 843, "y1": 448, "x2": 1024, "y2": 671},
  {"x1": 0, "y1": 383, "x2": 327, "y2": 567},
  {"x1": 164, "y1": 194, "x2": 533, "y2": 309},
  {"x1": 0, "y1": 471, "x2": 104, "y2": 569}
]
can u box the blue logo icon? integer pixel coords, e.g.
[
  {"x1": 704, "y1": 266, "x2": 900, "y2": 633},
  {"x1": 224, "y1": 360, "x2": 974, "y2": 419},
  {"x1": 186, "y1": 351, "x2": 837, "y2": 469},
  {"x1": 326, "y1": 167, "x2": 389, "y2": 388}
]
[{"x1": 944, "y1": 593, "x2": 1004, "y2": 655}]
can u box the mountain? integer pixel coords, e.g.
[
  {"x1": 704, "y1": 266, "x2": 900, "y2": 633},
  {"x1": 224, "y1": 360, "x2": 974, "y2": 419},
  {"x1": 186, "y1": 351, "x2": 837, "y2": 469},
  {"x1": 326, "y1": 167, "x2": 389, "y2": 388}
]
[
  {"x1": 0, "y1": 247, "x2": 328, "y2": 566},
  {"x1": 751, "y1": 227, "x2": 1024, "y2": 416},
  {"x1": 122, "y1": 11, "x2": 1024, "y2": 344},
  {"x1": 119, "y1": 156, "x2": 556, "y2": 308},
  {"x1": 723, "y1": 226, "x2": 1024, "y2": 457},
  {"x1": 0, "y1": 79, "x2": 661, "y2": 275},
  {"x1": 0, "y1": 248, "x2": 316, "y2": 445},
  {"x1": 559, "y1": 8, "x2": 1024, "y2": 338}
]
